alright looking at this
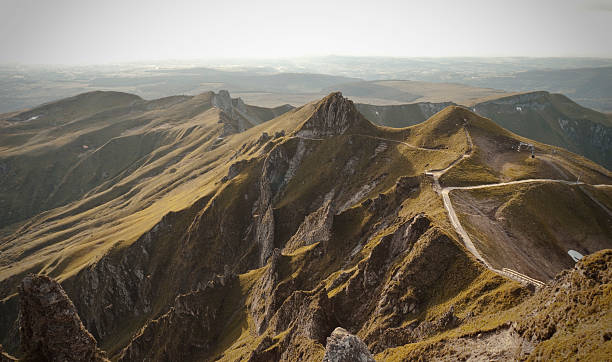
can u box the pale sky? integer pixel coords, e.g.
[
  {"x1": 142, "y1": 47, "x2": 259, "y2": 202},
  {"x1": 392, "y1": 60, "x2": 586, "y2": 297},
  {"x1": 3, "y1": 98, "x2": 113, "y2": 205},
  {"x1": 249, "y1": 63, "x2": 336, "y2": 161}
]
[{"x1": 1, "y1": 0, "x2": 611, "y2": 64}]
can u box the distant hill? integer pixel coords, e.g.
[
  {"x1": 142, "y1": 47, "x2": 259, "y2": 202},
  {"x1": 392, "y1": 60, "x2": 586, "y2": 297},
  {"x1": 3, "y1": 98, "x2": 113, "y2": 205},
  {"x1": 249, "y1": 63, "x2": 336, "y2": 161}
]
[
  {"x1": 355, "y1": 102, "x2": 454, "y2": 128},
  {"x1": 0, "y1": 90, "x2": 293, "y2": 229},
  {"x1": 472, "y1": 92, "x2": 612, "y2": 169},
  {"x1": 460, "y1": 66, "x2": 612, "y2": 112},
  {"x1": 357, "y1": 91, "x2": 612, "y2": 169}
]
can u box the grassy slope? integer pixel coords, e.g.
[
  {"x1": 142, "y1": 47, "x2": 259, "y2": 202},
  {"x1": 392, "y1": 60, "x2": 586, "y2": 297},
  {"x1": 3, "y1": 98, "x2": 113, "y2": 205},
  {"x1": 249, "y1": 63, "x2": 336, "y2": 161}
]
[
  {"x1": 473, "y1": 91, "x2": 612, "y2": 169},
  {"x1": 1, "y1": 94, "x2": 610, "y2": 360},
  {"x1": 452, "y1": 182, "x2": 612, "y2": 280},
  {"x1": 439, "y1": 105, "x2": 612, "y2": 187},
  {"x1": 0, "y1": 93, "x2": 307, "y2": 285}
]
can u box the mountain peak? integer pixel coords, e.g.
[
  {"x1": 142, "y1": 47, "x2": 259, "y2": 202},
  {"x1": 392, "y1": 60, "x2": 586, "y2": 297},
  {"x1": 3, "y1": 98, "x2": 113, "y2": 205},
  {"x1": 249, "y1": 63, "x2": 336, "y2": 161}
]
[{"x1": 296, "y1": 92, "x2": 367, "y2": 137}]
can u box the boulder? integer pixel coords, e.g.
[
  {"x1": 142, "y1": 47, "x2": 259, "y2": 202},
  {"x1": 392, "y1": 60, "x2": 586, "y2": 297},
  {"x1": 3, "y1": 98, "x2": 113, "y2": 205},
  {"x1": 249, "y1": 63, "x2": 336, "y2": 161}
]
[{"x1": 322, "y1": 327, "x2": 374, "y2": 362}]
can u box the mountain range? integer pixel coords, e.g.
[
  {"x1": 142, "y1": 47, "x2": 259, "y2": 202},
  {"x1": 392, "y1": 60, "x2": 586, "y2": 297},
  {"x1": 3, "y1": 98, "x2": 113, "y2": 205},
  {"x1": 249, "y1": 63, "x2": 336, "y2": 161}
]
[{"x1": 0, "y1": 90, "x2": 610, "y2": 361}]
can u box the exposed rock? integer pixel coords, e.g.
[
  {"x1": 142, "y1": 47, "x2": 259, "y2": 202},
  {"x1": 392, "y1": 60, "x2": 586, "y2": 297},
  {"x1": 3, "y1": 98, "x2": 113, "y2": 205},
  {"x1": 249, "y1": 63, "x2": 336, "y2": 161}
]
[
  {"x1": 558, "y1": 118, "x2": 611, "y2": 167},
  {"x1": 222, "y1": 159, "x2": 250, "y2": 182},
  {"x1": 296, "y1": 92, "x2": 366, "y2": 138},
  {"x1": 257, "y1": 132, "x2": 272, "y2": 145},
  {"x1": 322, "y1": 327, "x2": 374, "y2": 362},
  {"x1": 256, "y1": 206, "x2": 276, "y2": 266},
  {"x1": 64, "y1": 223, "x2": 157, "y2": 343},
  {"x1": 212, "y1": 90, "x2": 288, "y2": 135},
  {"x1": 249, "y1": 287, "x2": 336, "y2": 361},
  {"x1": 511, "y1": 249, "x2": 612, "y2": 360},
  {"x1": 118, "y1": 273, "x2": 238, "y2": 362},
  {"x1": 253, "y1": 139, "x2": 309, "y2": 266},
  {"x1": 268, "y1": 287, "x2": 337, "y2": 344},
  {"x1": 284, "y1": 194, "x2": 335, "y2": 253},
  {"x1": 250, "y1": 249, "x2": 285, "y2": 335},
  {"x1": 0, "y1": 344, "x2": 17, "y2": 361},
  {"x1": 18, "y1": 274, "x2": 106, "y2": 362},
  {"x1": 337, "y1": 173, "x2": 387, "y2": 213}
]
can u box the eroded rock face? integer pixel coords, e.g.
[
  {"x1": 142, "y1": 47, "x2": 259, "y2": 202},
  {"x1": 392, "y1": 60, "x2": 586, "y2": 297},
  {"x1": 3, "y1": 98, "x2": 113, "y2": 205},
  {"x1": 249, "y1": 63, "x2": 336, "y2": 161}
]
[
  {"x1": 213, "y1": 90, "x2": 259, "y2": 134},
  {"x1": 64, "y1": 221, "x2": 158, "y2": 343},
  {"x1": 322, "y1": 327, "x2": 374, "y2": 362},
  {"x1": 297, "y1": 92, "x2": 365, "y2": 138},
  {"x1": 254, "y1": 139, "x2": 309, "y2": 266},
  {"x1": 284, "y1": 194, "x2": 335, "y2": 253},
  {"x1": 18, "y1": 274, "x2": 106, "y2": 362},
  {"x1": 118, "y1": 271, "x2": 238, "y2": 362},
  {"x1": 0, "y1": 344, "x2": 17, "y2": 361},
  {"x1": 250, "y1": 249, "x2": 285, "y2": 334},
  {"x1": 513, "y1": 249, "x2": 612, "y2": 349}
]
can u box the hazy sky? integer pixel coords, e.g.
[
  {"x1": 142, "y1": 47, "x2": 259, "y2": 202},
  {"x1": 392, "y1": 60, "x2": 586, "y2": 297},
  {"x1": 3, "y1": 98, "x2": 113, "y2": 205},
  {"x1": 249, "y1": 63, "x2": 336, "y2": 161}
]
[{"x1": 1, "y1": 0, "x2": 611, "y2": 64}]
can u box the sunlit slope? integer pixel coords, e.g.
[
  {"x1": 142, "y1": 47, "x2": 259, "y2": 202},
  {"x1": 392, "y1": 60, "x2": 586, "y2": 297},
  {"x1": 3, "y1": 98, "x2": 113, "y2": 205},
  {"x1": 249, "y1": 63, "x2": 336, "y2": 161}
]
[
  {"x1": 427, "y1": 106, "x2": 612, "y2": 281},
  {"x1": 0, "y1": 93, "x2": 610, "y2": 361},
  {"x1": 0, "y1": 91, "x2": 292, "y2": 229},
  {"x1": 358, "y1": 91, "x2": 612, "y2": 170},
  {"x1": 0, "y1": 100, "x2": 303, "y2": 276},
  {"x1": 437, "y1": 106, "x2": 611, "y2": 187},
  {"x1": 452, "y1": 183, "x2": 612, "y2": 281}
]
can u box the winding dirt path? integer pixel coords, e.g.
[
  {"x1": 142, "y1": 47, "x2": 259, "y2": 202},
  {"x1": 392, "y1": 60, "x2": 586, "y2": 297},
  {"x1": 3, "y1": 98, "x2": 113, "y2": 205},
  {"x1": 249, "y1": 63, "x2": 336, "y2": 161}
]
[
  {"x1": 296, "y1": 129, "x2": 609, "y2": 288},
  {"x1": 425, "y1": 128, "x2": 550, "y2": 287}
]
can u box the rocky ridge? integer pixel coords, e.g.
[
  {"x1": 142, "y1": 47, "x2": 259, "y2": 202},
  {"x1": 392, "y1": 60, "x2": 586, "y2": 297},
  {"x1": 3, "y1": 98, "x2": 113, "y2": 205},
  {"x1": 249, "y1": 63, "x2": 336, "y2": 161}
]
[
  {"x1": 296, "y1": 92, "x2": 369, "y2": 137},
  {"x1": 18, "y1": 275, "x2": 107, "y2": 362},
  {"x1": 0, "y1": 91, "x2": 610, "y2": 361}
]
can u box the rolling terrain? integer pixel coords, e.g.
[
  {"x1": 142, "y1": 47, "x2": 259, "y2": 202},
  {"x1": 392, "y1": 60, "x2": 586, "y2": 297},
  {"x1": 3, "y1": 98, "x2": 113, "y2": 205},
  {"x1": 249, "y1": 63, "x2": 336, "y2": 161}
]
[
  {"x1": 0, "y1": 92, "x2": 610, "y2": 360},
  {"x1": 0, "y1": 90, "x2": 292, "y2": 230},
  {"x1": 357, "y1": 91, "x2": 612, "y2": 169}
]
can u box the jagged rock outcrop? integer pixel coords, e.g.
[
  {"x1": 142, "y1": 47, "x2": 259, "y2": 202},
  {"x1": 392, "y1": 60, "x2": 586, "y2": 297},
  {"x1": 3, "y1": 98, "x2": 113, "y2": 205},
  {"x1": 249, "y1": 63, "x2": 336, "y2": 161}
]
[
  {"x1": 253, "y1": 138, "x2": 309, "y2": 266},
  {"x1": 250, "y1": 249, "x2": 285, "y2": 334},
  {"x1": 248, "y1": 286, "x2": 337, "y2": 361},
  {"x1": 322, "y1": 327, "x2": 374, "y2": 362},
  {"x1": 213, "y1": 90, "x2": 258, "y2": 135},
  {"x1": 63, "y1": 220, "x2": 159, "y2": 343},
  {"x1": 511, "y1": 249, "x2": 612, "y2": 359},
  {"x1": 0, "y1": 345, "x2": 16, "y2": 361},
  {"x1": 18, "y1": 275, "x2": 106, "y2": 362},
  {"x1": 297, "y1": 92, "x2": 367, "y2": 137},
  {"x1": 222, "y1": 159, "x2": 250, "y2": 182},
  {"x1": 284, "y1": 194, "x2": 335, "y2": 253},
  {"x1": 118, "y1": 271, "x2": 238, "y2": 362}
]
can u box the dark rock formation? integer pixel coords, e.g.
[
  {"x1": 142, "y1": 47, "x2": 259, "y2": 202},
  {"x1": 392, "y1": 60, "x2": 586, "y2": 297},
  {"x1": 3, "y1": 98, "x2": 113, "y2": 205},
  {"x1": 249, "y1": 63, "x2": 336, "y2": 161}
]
[
  {"x1": 18, "y1": 274, "x2": 106, "y2": 362},
  {"x1": 118, "y1": 272, "x2": 238, "y2": 362},
  {"x1": 284, "y1": 195, "x2": 335, "y2": 253},
  {"x1": 297, "y1": 92, "x2": 367, "y2": 138},
  {"x1": 322, "y1": 327, "x2": 374, "y2": 362},
  {"x1": 0, "y1": 344, "x2": 17, "y2": 361}
]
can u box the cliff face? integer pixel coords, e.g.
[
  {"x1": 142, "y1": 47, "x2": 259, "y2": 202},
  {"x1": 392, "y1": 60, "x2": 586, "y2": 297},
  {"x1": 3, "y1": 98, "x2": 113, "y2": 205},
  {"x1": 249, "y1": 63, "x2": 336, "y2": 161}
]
[
  {"x1": 296, "y1": 92, "x2": 371, "y2": 137},
  {"x1": 18, "y1": 275, "x2": 107, "y2": 362},
  {"x1": 557, "y1": 118, "x2": 612, "y2": 166}
]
